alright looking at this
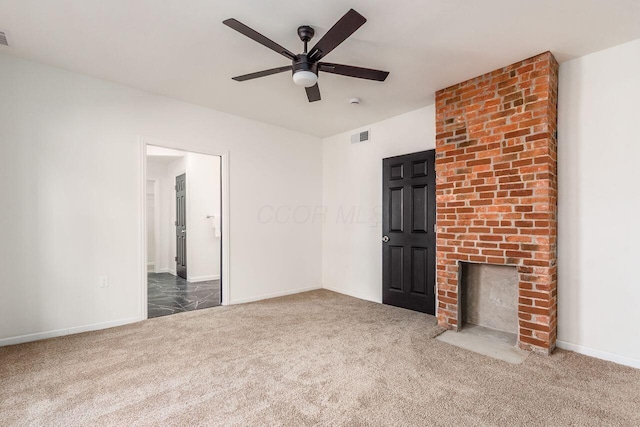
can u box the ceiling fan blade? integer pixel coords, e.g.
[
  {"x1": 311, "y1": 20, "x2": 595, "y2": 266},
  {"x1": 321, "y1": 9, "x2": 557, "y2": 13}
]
[
  {"x1": 319, "y1": 63, "x2": 389, "y2": 81},
  {"x1": 223, "y1": 18, "x2": 297, "y2": 60},
  {"x1": 305, "y1": 83, "x2": 321, "y2": 102},
  {"x1": 308, "y1": 9, "x2": 366, "y2": 61},
  {"x1": 232, "y1": 66, "x2": 293, "y2": 82}
]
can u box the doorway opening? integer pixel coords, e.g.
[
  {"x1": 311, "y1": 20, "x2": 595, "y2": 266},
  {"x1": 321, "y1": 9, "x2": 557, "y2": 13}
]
[{"x1": 145, "y1": 145, "x2": 222, "y2": 318}]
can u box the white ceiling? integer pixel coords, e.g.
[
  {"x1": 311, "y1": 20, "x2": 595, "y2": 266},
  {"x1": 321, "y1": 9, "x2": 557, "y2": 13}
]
[
  {"x1": 1, "y1": 0, "x2": 639, "y2": 137},
  {"x1": 146, "y1": 145, "x2": 185, "y2": 166}
]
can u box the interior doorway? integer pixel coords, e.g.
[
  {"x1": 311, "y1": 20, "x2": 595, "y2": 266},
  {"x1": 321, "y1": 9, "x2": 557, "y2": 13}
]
[{"x1": 145, "y1": 145, "x2": 222, "y2": 318}]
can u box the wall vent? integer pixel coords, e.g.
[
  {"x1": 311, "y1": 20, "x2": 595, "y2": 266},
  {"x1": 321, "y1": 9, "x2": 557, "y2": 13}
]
[
  {"x1": 350, "y1": 129, "x2": 370, "y2": 144},
  {"x1": 0, "y1": 31, "x2": 8, "y2": 47}
]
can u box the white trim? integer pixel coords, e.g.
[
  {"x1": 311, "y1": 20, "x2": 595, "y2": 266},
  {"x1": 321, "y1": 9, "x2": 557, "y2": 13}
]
[
  {"x1": 230, "y1": 285, "x2": 321, "y2": 305},
  {"x1": 322, "y1": 285, "x2": 382, "y2": 304},
  {"x1": 139, "y1": 140, "x2": 148, "y2": 320},
  {"x1": 556, "y1": 340, "x2": 640, "y2": 369},
  {"x1": 220, "y1": 151, "x2": 231, "y2": 306},
  {"x1": 188, "y1": 275, "x2": 220, "y2": 282},
  {"x1": 0, "y1": 316, "x2": 142, "y2": 347},
  {"x1": 153, "y1": 179, "x2": 161, "y2": 273}
]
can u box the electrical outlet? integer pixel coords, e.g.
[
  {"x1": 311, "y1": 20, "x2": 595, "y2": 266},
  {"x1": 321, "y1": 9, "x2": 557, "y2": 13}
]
[{"x1": 99, "y1": 276, "x2": 109, "y2": 288}]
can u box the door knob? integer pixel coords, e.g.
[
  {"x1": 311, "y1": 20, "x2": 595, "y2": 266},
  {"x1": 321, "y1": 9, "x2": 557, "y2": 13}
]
[{"x1": 382, "y1": 235, "x2": 390, "y2": 242}]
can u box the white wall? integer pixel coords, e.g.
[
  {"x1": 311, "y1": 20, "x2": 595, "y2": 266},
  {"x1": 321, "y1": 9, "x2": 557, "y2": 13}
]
[
  {"x1": 185, "y1": 153, "x2": 221, "y2": 282},
  {"x1": 0, "y1": 53, "x2": 322, "y2": 345},
  {"x1": 180, "y1": 153, "x2": 221, "y2": 281},
  {"x1": 557, "y1": 38, "x2": 640, "y2": 367},
  {"x1": 322, "y1": 106, "x2": 436, "y2": 302}
]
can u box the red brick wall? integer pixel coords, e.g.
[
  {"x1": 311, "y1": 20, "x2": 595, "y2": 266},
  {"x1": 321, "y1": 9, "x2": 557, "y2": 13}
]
[{"x1": 435, "y1": 52, "x2": 559, "y2": 353}]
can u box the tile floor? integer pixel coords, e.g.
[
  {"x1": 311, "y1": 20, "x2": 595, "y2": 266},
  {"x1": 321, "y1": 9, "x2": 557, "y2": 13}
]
[{"x1": 147, "y1": 273, "x2": 220, "y2": 318}]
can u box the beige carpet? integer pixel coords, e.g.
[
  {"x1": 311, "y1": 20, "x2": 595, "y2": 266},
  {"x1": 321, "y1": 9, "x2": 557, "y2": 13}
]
[{"x1": 1, "y1": 290, "x2": 639, "y2": 426}]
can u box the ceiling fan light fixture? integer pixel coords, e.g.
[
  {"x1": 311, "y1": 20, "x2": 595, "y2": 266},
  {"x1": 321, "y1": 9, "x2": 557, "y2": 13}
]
[{"x1": 293, "y1": 70, "x2": 318, "y2": 87}]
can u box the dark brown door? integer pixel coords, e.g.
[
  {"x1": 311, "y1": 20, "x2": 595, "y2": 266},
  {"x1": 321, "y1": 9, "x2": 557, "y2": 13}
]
[
  {"x1": 175, "y1": 173, "x2": 187, "y2": 279},
  {"x1": 382, "y1": 150, "x2": 436, "y2": 314}
]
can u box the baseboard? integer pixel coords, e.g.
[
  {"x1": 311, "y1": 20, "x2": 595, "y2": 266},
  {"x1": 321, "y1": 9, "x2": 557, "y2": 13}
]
[
  {"x1": 556, "y1": 340, "x2": 640, "y2": 369},
  {"x1": 229, "y1": 285, "x2": 321, "y2": 305},
  {"x1": 188, "y1": 274, "x2": 220, "y2": 283},
  {"x1": 321, "y1": 285, "x2": 382, "y2": 304},
  {"x1": 0, "y1": 316, "x2": 143, "y2": 347}
]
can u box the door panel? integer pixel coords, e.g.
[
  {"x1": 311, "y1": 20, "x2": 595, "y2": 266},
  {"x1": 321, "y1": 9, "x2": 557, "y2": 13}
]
[
  {"x1": 175, "y1": 173, "x2": 187, "y2": 279},
  {"x1": 412, "y1": 159, "x2": 428, "y2": 177},
  {"x1": 390, "y1": 163, "x2": 404, "y2": 180},
  {"x1": 389, "y1": 187, "x2": 404, "y2": 232},
  {"x1": 382, "y1": 150, "x2": 436, "y2": 314},
  {"x1": 388, "y1": 246, "x2": 404, "y2": 291},
  {"x1": 411, "y1": 247, "x2": 428, "y2": 295},
  {"x1": 412, "y1": 185, "x2": 428, "y2": 233}
]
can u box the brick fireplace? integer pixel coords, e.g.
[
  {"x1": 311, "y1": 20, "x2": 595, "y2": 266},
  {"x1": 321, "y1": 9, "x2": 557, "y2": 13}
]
[{"x1": 435, "y1": 52, "x2": 559, "y2": 353}]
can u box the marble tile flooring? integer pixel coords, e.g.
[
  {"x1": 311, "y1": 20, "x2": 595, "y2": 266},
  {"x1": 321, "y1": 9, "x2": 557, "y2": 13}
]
[{"x1": 147, "y1": 273, "x2": 220, "y2": 319}]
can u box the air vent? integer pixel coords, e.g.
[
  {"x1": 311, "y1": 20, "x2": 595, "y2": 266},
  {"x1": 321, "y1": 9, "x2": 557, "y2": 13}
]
[
  {"x1": 350, "y1": 129, "x2": 370, "y2": 144},
  {"x1": 0, "y1": 30, "x2": 8, "y2": 47}
]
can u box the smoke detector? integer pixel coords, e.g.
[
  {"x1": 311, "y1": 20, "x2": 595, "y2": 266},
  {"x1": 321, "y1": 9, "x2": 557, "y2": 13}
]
[{"x1": 349, "y1": 97, "x2": 361, "y2": 105}]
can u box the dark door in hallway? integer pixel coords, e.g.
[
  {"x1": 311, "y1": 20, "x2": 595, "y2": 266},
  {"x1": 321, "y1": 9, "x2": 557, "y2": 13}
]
[
  {"x1": 175, "y1": 173, "x2": 187, "y2": 279},
  {"x1": 382, "y1": 150, "x2": 436, "y2": 314}
]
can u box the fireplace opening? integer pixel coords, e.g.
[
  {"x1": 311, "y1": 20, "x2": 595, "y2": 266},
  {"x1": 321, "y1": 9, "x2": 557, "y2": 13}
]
[{"x1": 460, "y1": 262, "x2": 519, "y2": 342}]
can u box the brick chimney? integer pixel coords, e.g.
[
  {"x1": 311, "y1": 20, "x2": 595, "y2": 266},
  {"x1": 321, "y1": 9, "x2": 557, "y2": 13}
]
[{"x1": 435, "y1": 52, "x2": 559, "y2": 353}]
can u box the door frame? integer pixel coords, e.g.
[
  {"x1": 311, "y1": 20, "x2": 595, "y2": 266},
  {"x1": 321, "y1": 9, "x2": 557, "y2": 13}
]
[{"x1": 139, "y1": 136, "x2": 231, "y2": 320}]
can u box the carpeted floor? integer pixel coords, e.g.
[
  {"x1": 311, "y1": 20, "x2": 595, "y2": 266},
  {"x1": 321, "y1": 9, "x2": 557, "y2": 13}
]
[{"x1": 1, "y1": 290, "x2": 639, "y2": 426}]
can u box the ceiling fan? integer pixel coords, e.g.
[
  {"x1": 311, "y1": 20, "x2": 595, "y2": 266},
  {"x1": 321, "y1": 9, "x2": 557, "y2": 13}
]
[{"x1": 223, "y1": 9, "x2": 389, "y2": 102}]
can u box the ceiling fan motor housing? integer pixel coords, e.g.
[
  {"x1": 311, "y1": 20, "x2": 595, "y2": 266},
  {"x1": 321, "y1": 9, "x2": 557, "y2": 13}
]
[{"x1": 292, "y1": 54, "x2": 318, "y2": 76}]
